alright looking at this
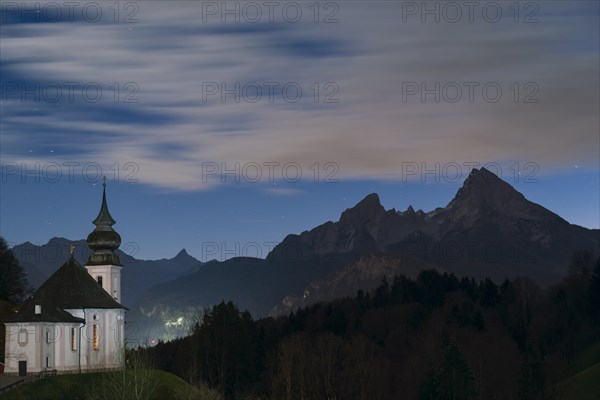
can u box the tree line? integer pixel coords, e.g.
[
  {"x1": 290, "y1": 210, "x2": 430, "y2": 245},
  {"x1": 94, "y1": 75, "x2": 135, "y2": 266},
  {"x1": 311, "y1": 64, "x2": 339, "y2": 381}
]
[{"x1": 141, "y1": 251, "x2": 600, "y2": 400}]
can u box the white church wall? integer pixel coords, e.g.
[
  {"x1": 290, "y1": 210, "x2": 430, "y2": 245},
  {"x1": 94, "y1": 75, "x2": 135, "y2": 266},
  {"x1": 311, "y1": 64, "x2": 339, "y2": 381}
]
[
  {"x1": 3, "y1": 323, "x2": 42, "y2": 374},
  {"x1": 63, "y1": 323, "x2": 84, "y2": 371},
  {"x1": 64, "y1": 308, "x2": 125, "y2": 370},
  {"x1": 41, "y1": 322, "x2": 56, "y2": 370},
  {"x1": 50, "y1": 322, "x2": 82, "y2": 372},
  {"x1": 4, "y1": 306, "x2": 125, "y2": 375},
  {"x1": 3, "y1": 322, "x2": 87, "y2": 375}
]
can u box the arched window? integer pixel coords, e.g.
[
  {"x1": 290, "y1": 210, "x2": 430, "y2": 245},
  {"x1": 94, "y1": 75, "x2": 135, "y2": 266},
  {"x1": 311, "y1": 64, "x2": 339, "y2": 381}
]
[
  {"x1": 71, "y1": 327, "x2": 77, "y2": 351},
  {"x1": 97, "y1": 276, "x2": 103, "y2": 288},
  {"x1": 93, "y1": 324, "x2": 99, "y2": 351}
]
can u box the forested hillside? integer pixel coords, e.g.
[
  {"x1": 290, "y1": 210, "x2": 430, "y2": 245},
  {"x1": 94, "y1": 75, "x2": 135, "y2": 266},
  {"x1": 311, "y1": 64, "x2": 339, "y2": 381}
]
[{"x1": 141, "y1": 252, "x2": 600, "y2": 400}]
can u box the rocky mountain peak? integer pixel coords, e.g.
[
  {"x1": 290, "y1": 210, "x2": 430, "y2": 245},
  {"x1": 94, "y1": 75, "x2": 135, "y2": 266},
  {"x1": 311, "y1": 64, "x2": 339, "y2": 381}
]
[
  {"x1": 447, "y1": 167, "x2": 525, "y2": 210},
  {"x1": 172, "y1": 248, "x2": 201, "y2": 268},
  {"x1": 358, "y1": 193, "x2": 382, "y2": 207},
  {"x1": 463, "y1": 167, "x2": 506, "y2": 189},
  {"x1": 175, "y1": 248, "x2": 189, "y2": 258},
  {"x1": 339, "y1": 193, "x2": 385, "y2": 225}
]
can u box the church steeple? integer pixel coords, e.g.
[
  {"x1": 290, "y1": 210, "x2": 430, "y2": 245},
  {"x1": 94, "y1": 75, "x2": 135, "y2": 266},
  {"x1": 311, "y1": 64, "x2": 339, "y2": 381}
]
[
  {"x1": 87, "y1": 177, "x2": 122, "y2": 266},
  {"x1": 93, "y1": 176, "x2": 116, "y2": 227}
]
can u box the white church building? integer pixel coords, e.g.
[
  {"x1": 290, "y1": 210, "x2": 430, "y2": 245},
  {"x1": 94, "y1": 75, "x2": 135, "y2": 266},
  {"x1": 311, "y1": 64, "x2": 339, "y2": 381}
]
[{"x1": 3, "y1": 180, "x2": 126, "y2": 376}]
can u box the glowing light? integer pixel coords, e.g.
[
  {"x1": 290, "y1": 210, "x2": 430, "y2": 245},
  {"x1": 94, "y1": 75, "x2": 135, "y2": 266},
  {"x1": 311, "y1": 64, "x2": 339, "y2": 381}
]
[{"x1": 164, "y1": 317, "x2": 184, "y2": 327}]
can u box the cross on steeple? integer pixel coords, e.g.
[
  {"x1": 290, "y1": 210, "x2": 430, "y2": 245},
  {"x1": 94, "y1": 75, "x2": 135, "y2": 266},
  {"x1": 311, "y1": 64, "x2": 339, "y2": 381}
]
[{"x1": 102, "y1": 176, "x2": 107, "y2": 188}]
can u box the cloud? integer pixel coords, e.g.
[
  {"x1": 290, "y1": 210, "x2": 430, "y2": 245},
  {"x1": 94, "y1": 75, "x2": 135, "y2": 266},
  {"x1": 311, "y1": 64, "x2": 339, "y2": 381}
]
[
  {"x1": 262, "y1": 187, "x2": 305, "y2": 197},
  {"x1": 1, "y1": 1, "x2": 598, "y2": 190}
]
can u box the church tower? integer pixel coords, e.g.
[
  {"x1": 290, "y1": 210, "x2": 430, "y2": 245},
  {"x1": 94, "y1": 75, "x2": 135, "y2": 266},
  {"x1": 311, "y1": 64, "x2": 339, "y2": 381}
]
[{"x1": 85, "y1": 177, "x2": 123, "y2": 303}]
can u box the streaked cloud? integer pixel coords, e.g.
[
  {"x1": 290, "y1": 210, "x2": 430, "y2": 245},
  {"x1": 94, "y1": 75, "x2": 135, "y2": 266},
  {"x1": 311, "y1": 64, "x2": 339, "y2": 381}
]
[{"x1": 1, "y1": 1, "x2": 598, "y2": 191}]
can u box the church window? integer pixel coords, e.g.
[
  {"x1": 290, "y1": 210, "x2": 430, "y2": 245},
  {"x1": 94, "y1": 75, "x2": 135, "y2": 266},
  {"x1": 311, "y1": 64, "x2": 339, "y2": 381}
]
[
  {"x1": 18, "y1": 329, "x2": 28, "y2": 345},
  {"x1": 93, "y1": 324, "x2": 99, "y2": 350},
  {"x1": 46, "y1": 330, "x2": 50, "y2": 344},
  {"x1": 71, "y1": 327, "x2": 77, "y2": 351},
  {"x1": 97, "y1": 276, "x2": 103, "y2": 287}
]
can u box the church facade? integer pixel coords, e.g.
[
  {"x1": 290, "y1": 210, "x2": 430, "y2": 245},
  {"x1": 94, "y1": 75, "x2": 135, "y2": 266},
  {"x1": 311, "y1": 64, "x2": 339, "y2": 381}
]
[{"x1": 3, "y1": 180, "x2": 126, "y2": 376}]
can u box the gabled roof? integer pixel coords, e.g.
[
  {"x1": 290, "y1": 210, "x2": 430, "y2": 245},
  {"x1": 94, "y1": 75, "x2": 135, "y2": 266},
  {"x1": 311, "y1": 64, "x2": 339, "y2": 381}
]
[
  {"x1": 4, "y1": 256, "x2": 125, "y2": 323},
  {"x1": 4, "y1": 302, "x2": 84, "y2": 323}
]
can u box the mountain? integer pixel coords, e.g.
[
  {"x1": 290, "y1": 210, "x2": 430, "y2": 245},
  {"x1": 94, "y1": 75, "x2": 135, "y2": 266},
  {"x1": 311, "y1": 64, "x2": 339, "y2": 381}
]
[
  {"x1": 425, "y1": 168, "x2": 598, "y2": 279},
  {"x1": 270, "y1": 253, "x2": 438, "y2": 316},
  {"x1": 130, "y1": 168, "x2": 598, "y2": 336},
  {"x1": 267, "y1": 167, "x2": 598, "y2": 281},
  {"x1": 10, "y1": 237, "x2": 201, "y2": 307}
]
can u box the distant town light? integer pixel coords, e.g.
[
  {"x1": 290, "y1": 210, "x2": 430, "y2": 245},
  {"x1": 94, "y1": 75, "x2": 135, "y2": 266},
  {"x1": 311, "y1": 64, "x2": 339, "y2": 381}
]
[{"x1": 164, "y1": 316, "x2": 184, "y2": 327}]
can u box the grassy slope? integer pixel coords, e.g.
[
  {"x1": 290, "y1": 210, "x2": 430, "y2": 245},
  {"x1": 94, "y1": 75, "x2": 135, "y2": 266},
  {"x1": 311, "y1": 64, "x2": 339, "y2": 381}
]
[
  {"x1": 0, "y1": 370, "x2": 200, "y2": 400},
  {"x1": 554, "y1": 363, "x2": 600, "y2": 400},
  {"x1": 553, "y1": 342, "x2": 600, "y2": 400},
  {"x1": 570, "y1": 341, "x2": 600, "y2": 372}
]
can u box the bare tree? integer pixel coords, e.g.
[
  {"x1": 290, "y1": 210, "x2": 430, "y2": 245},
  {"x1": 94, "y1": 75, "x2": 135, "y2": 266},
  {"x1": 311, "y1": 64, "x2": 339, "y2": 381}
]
[
  {"x1": 177, "y1": 342, "x2": 223, "y2": 400},
  {"x1": 87, "y1": 349, "x2": 157, "y2": 400},
  {"x1": 174, "y1": 379, "x2": 222, "y2": 400},
  {"x1": 271, "y1": 334, "x2": 307, "y2": 400},
  {"x1": 272, "y1": 333, "x2": 384, "y2": 400},
  {"x1": 567, "y1": 250, "x2": 594, "y2": 278},
  {"x1": 315, "y1": 333, "x2": 346, "y2": 400},
  {"x1": 512, "y1": 276, "x2": 540, "y2": 345},
  {"x1": 345, "y1": 335, "x2": 384, "y2": 400}
]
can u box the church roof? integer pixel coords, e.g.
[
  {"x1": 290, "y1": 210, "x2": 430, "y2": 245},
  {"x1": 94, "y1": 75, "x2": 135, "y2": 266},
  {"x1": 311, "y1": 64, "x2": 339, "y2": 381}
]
[
  {"x1": 4, "y1": 302, "x2": 84, "y2": 323},
  {"x1": 93, "y1": 179, "x2": 116, "y2": 227},
  {"x1": 4, "y1": 256, "x2": 125, "y2": 323}
]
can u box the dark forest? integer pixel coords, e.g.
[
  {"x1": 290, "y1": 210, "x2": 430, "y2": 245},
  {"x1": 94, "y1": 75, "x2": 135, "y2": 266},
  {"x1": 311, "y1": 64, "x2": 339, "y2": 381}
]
[{"x1": 140, "y1": 252, "x2": 600, "y2": 400}]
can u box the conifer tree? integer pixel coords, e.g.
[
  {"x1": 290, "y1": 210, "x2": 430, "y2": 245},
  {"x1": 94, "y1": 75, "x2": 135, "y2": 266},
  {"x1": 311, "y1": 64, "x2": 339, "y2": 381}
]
[
  {"x1": 0, "y1": 236, "x2": 31, "y2": 304},
  {"x1": 587, "y1": 258, "x2": 600, "y2": 323},
  {"x1": 420, "y1": 336, "x2": 475, "y2": 400}
]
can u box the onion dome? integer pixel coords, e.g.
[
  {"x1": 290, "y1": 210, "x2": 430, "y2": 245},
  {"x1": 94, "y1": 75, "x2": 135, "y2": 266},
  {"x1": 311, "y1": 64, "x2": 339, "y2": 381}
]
[{"x1": 87, "y1": 177, "x2": 122, "y2": 266}]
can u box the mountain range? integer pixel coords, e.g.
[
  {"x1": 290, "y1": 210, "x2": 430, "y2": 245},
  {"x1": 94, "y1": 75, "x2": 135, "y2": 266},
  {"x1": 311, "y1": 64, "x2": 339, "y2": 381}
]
[
  {"x1": 11, "y1": 168, "x2": 599, "y2": 339},
  {"x1": 11, "y1": 237, "x2": 201, "y2": 307},
  {"x1": 129, "y1": 168, "x2": 598, "y2": 337}
]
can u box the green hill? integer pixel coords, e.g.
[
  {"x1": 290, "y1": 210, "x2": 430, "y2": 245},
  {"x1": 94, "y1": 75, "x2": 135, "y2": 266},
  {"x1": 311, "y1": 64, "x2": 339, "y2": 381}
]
[
  {"x1": 570, "y1": 341, "x2": 600, "y2": 373},
  {"x1": 553, "y1": 342, "x2": 600, "y2": 400},
  {"x1": 554, "y1": 363, "x2": 600, "y2": 400},
  {"x1": 0, "y1": 369, "x2": 216, "y2": 400}
]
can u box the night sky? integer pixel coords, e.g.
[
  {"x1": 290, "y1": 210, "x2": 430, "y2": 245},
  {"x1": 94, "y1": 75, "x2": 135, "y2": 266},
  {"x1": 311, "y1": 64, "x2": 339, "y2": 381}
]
[{"x1": 1, "y1": 1, "x2": 598, "y2": 260}]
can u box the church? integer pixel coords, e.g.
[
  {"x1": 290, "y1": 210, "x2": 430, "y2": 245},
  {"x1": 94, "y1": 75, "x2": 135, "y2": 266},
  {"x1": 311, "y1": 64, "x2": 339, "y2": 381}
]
[{"x1": 3, "y1": 179, "x2": 126, "y2": 376}]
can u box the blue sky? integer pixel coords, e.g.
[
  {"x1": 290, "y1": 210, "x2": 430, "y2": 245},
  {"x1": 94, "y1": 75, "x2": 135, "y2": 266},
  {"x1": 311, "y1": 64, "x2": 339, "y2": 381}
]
[{"x1": 1, "y1": 1, "x2": 599, "y2": 260}]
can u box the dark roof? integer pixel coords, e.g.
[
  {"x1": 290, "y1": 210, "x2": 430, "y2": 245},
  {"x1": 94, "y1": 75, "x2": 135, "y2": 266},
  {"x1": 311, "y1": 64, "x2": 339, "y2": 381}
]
[
  {"x1": 93, "y1": 183, "x2": 116, "y2": 227},
  {"x1": 4, "y1": 303, "x2": 84, "y2": 323},
  {"x1": 4, "y1": 257, "x2": 125, "y2": 323}
]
